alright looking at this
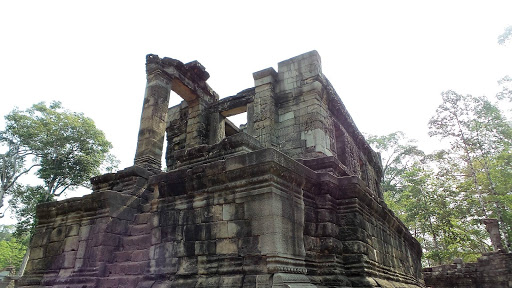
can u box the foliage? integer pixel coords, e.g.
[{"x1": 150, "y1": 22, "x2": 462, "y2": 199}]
[
  {"x1": 370, "y1": 91, "x2": 511, "y2": 265},
  {"x1": 0, "y1": 225, "x2": 15, "y2": 241},
  {"x1": 0, "y1": 225, "x2": 27, "y2": 270},
  {"x1": 497, "y1": 26, "x2": 512, "y2": 103},
  {"x1": 498, "y1": 25, "x2": 512, "y2": 45},
  {"x1": 0, "y1": 101, "x2": 117, "y2": 238},
  {"x1": 367, "y1": 131, "x2": 424, "y2": 196},
  {"x1": 8, "y1": 185, "x2": 54, "y2": 239},
  {"x1": 0, "y1": 141, "x2": 37, "y2": 218},
  {"x1": 428, "y1": 90, "x2": 512, "y2": 248},
  {"x1": 1, "y1": 101, "x2": 115, "y2": 196},
  {"x1": 497, "y1": 75, "x2": 512, "y2": 102}
]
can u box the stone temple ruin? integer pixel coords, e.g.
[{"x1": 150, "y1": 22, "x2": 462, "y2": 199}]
[{"x1": 19, "y1": 51, "x2": 424, "y2": 287}]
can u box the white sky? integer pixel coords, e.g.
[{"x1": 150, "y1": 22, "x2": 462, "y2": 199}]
[{"x1": 1, "y1": 1, "x2": 511, "y2": 223}]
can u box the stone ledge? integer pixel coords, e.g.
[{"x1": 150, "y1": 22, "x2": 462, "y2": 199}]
[
  {"x1": 172, "y1": 132, "x2": 263, "y2": 168},
  {"x1": 298, "y1": 156, "x2": 351, "y2": 177},
  {"x1": 36, "y1": 190, "x2": 138, "y2": 222},
  {"x1": 91, "y1": 165, "x2": 150, "y2": 186}
]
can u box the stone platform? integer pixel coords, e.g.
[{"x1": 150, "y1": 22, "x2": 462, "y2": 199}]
[{"x1": 19, "y1": 51, "x2": 424, "y2": 287}]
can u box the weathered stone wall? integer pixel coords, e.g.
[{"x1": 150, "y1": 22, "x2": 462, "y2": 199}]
[
  {"x1": 274, "y1": 51, "x2": 335, "y2": 159},
  {"x1": 19, "y1": 166, "x2": 151, "y2": 287},
  {"x1": 423, "y1": 251, "x2": 512, "y2": 288},
  {"x1": 148, "y1": 146, "x2": 311, "y2": 287},
  {"x1": 20, "y1": 51, "x2": 424, "y2": 288}
]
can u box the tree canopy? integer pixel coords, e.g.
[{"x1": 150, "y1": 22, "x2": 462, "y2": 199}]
[
  {"x1": 0, "y1": 225, "x2": 26, "y2": 270},
  {"x1": 0, "y1": 101, "x2": 117, "y2": 237},
  {"x1": 369, "y1": 91, "x2": 512, "y2": 266},
  {"x1": 1, "y1": 101, "x2": 114, "y2": 197}
]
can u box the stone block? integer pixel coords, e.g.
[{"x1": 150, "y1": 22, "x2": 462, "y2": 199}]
[
  {"x1": 63, "y1": 236, "x2": 79, "y2": 252},
  {"x1": 130, "y1": 223, "x2": 151, "y2": 236},
  {"x1": 131, "y1": 250, "x2": 150, "y2": 262},
  {"x1": 123, "y1": 234, "x2": 150, "y2": 250},
  {"x1": 216, "y1": 238, "x2": 238, "y2": 254},
  {"x1": 176, "y1": 241, "x2": 195, "y2": 257},
  {"x1": 195, "y1": 240, "x2": 216, "y2": 256},
  {"x1": 30, "y1": 247, "x2": 44, "y2": 260},
  {"x1": 196, "y1": 275, "x2": 220, "y2": 286},
  {"x1": 135, "y1": 213, "x2": 151, "y2": 224},
  {"x1": 115, "y1": 251, "x2": 133, "y2": 262},
  {"x1": 78, "y1": 225, "x2": 91, "y2": 241},
  {"x1": 208, "y1": 221, "x2": 228, "y2": 239},
  {"x1": 222, "y1": 203, "x2": 236, "y2": 220},
  {"x1": 61, "y1": 251, "x2": 77, "y2": 268},
  {"x1": 89, "y1": 246, "x2": 115, "y2": 263},
  {"x1": 201, "y1": 205, "x2": 223, "y2": 222},
  {"x1": 177, "y1": 256, "x2": 198, "y2": 275},
  {"x1": 228, "y1": 220, "x2": 250, "y2": 238},
  {"x1": 184, "y1": 224, "x2": 206, "y2": 241},
  {"x1": 239, "y1": 237, "x2": 260, "y2": 256},
  {"x1": 30, "y1": 229, "x2": 50, "y2": 247},
  {"x1": 57, "y1": 268, "x2": 73, "y2": 278},
  {"x1": 151, "y1": 227, "x2": 161, "y2": 244},
  {"x1": 92, "y1": 232, "x2": 120, "y2": 247},
  {"x1": 119, "y1": 262, "x2": 147, "y2": 275},
  {"x1": 65, "y1": 224, "x2": 80, "y2": 237},
  {"x1": 49, "y1": 227, "x2": 66, "y2": 242},
  {"x1": 46, "y1": 241, "x2": 64, "y2": 257},
  {"x1": 76, "y1": 241, "x2": 87, "y2": 259}
]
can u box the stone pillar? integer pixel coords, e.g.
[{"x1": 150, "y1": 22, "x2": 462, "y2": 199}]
[
  {"x1": 251, "y1": 67, "x2": 278, "y2": 147},
  {"x1": 208, "y1": 111, "x2": 225, "y2": 145},
  {"x1": 483, "y1": 218, "x2": 504, "y2": 251},
  {"x1": 275, "y1": 51, "x2": 336, "y2": 159},
  {"x1": 185, "y1": 98, "x2": 209, "y2": 148},
  {"x1": 134, "y1": 59, "x2": 172, "y2": 171}
]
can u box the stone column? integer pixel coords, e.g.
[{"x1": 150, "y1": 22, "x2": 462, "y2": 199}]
[
  {"x1": 251, "y1": 67, "x2": 278, "y2": 147},
  {"x1": 185, "y1": 98, "x2": 209, "y2": 148},
  {"x1": 208, "y1": 111, "x2": 225, "y2": 145},
  {"x1": 483, "y1": 218, "x2": 504, "y2": 251},
  {"x1": 134, "y1": 63, "x2": 172, "y2": 171},
  {"x1": 276, "y1": 50, "x2": 336, "y2": 159}
]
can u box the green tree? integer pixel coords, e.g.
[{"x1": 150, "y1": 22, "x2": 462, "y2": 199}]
[
  {"x1": 0, "y1": 238, "x2": 26, "y2": 270},
  {"x1": 2, "y1": 101, "x2": 115, "y2": 197},
  {"x1": 0, "y1": 101, "x2": 117, "y2": 237},
  {"x1": 8, "y1": 185, "x2": 52, "y2": 239},
  {"x1": 369, "y1": 131, "x2": 496, "y2": 265},
  {"x1": 429, "y1": 90, "x2": 512, "y2": 250},
  {"x1": 393, "y1": 163, "x2": 475, "y2": 266},
  {"x1": 0, "y1": 225, "x2": 27, "y2": 270},
  {"x1": 0, "y1": 141, "x2": 38, "y2": 217},
  {"x1": 0, "y1": 225, "x2": 15, "y2": 241},
  {"x1": 366, "y1": 131, "x2": 425, "y2": 196}
]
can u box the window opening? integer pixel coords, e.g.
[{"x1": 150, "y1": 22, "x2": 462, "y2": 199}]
[{"x1": 226, "y1": 112, "x2": 247, "y2": 136}]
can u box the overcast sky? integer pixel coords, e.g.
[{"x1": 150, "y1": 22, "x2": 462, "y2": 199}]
[{"x1": 1, "y1": 1, "x2": 511, "y2": 222}]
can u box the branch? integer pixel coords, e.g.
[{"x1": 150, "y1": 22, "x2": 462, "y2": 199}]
[
  {"x1": 0, "y1": 202, "x2": 10, "y2": 218},
  {"x1": 4, "y1": 163, "x2": 41, "y2": 191},
  {"x1": 53, "y1": 185, "x2": 70, "y2": 197}
]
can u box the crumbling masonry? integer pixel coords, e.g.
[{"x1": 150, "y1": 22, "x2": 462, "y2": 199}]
[{"x1": 19, "y1": 51, "x2": 424, "y2": 287}]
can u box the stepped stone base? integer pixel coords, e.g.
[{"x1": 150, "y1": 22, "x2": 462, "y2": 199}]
[{"x1": 20, "y1": 51, "x2": 424, "y2": 287}]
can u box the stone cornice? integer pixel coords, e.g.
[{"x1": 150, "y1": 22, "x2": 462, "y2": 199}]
[{"x1": 145, "y1": 54, "x2": 218, "y2": 103}]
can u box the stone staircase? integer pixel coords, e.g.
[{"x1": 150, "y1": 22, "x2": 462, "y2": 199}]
[{"x1": 100, "y1": 205, "x2": 154, "y2": 288}]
